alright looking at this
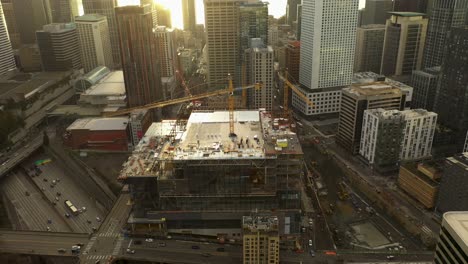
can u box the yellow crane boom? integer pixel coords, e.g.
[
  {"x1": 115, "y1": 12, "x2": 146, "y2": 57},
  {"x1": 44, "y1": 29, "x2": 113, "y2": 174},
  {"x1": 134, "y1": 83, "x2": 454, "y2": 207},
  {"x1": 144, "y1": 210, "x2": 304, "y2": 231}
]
[
  {"x1": 104, "y1": 81, "x2": 261, "y2": 118},
  {"x1": 278, "y1": 72, "x2": 314, "y2": 112}
]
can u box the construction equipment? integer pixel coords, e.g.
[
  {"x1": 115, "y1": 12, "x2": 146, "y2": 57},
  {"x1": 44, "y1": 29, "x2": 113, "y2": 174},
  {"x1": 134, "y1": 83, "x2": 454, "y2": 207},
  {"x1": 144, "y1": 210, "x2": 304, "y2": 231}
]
[
  {"x1": 278, "y1": 71, "x2": 314, "y2": 115},
  {"x1": 104, "y1": 78, "x2": 262, "y2": 123},
  {"x1": 337, "y1": 182, "x2": 350, "y2": 201}
]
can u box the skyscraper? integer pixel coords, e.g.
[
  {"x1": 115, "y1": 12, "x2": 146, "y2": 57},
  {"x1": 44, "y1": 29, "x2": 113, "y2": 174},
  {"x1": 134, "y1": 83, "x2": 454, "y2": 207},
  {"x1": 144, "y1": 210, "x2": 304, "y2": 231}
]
[
  {"x1": 36, "y1": 23, "x2": 82, "y2": 71},
  {"x1": 82, "y1": 0, "x2": 120, "y2": 68},
  {"x1": 75, "y1": 14, "x2": 114, "y2": 73},
  {"x1": 12, "y1": 0, "x2": 52, "y2": 44},
  {"x1": 286, "y1": 0, "x2": 301, "y2": 26},
  {"x1": 423, "y1": 0, "x2": 468, "y2": 69},
  {"x1": 434, "y1": 212, "x2": 468, "y2": 264},
  {"x1": 433, "y1": 26, "x2": 468, "y2": 150},
  {"x1": 155, "y1": 4, "x2": 172, "y2": 28},
  {"x1": 115, "y1": 5, "x2": 163, "y2": 109},
  {"x1": 49, "y1": 0, "x2": 80, "y2": 23},
  {"x1": 0, "y1": 1, "x2": 16, "y2": 75},
  {"x1": 361, "y1": 0, "x2": 393, "y2": 25},
  {"x1": 381, "y1": 12, "x2": 428, "y2": 77},
  {"x1": 294, "y1": 0, "x2": 358, "y2": 116},
  {"x1": 154, "y1": 26, "x2": 176, "y2": 78},
  {"x1": 285, "y1": 41, "x2": 300, "y2": 83},
  {"x1": 436, "y1": 154, "x2": 468, "y2": 214},
  {"x1": 354, "y1": 24, "x2": 386, "y2": 74},
  {"x1": 0, "y1": 0, "x2": 20, "y2": 49},
  {"x1": 394, "y1": 0, "x2": 429, "y2": 13},
  {"x1": 411, "y1": 66, "x2": 440, "y2": 110},
  {"x1": 204, "y1": 0, "x2": 243, "y2": 88},
  {"x1": 182, "y1": 0, "x2": 196, "y2": 32}
]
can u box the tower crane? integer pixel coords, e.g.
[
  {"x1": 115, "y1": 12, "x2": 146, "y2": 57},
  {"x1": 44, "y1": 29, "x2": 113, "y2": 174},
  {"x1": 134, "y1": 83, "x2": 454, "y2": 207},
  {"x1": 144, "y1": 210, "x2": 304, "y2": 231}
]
[
  {"x1": 105, "y1": 77, "x2": 262, "y2": 138},
  {"x1": 278, "y1": 71, "x2": 314, "y2": 117}
]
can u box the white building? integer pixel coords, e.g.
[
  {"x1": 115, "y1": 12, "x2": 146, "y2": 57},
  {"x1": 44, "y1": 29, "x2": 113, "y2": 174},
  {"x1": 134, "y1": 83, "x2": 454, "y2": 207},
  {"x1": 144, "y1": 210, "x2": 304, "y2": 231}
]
[
  {"x1": 154, "y1": 26, "x2": 175, "y2": 77},
  {"x1": 294, "y1": 0, "x2": 358, "y2": 116},
  {"x1": 400, "y1": 109, "x2": 437, "y2": 161},
  {"x1": 246, "y1": 40, "x2": 274, "y2": 110},
  {"x1": 0, "y1": 2, "x2": 16, "y2": 75},
  {"x1": 268, "y1": 25, "x2": 279, "y2": 46},
  {"x1": 435, "y1": 212, "x2": 468, "y2": 264},
  {"x1": 75, "y1": 14, "x2": 114, "y2": 73}
]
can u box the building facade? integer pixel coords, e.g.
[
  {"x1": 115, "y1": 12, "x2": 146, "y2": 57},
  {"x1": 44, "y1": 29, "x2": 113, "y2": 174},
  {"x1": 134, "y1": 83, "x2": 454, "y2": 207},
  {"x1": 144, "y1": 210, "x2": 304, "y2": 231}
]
[
  {"x1": 434, "y1": 212, "x2": 468, "y2": 264},
  {"x1": 394, "y1": 0, "x2": 429, "y2": 12},
  {"x1": 361, "y1": 0, "x2": 393, "y2": 25},
  {"x1": 423, "y1": 0, "x2": 468, "y2": 69},
  {"x1": 399, "y1": 109, "x2": 437, "y2": 161},
  {"x1": 337, "y1": 83, "x2": 405, "y2": 154},
  {"x1": 381, "y1": 12, "x2": 428, "y2": 77},
  {"x1": 433, "y1": 26, "x2": 468, "y2": 151},
  {"x1": 398, "y1": 162, "x2": 440, "y2": 209},
  {"x1": 36, "y1": 23, "x2": 82, "y2": 71},
  {"x1": 75, "y1": 14, "x2": 114, "y2": 73},
  {"x1": 410, "y1": 66, "x2": 440, "y2": 110},
  {"x1": 245, "y1": 41, "x2": 274, "y2": 110},
  {"x1": 155, "y1": 26, "x2": 176, "y2": 78},
  {"x1": 12, "y1": 0, "x2": 52, "y2": 44},
  {"x1": 48, "y1": 0, "x2": 79, "y2": 23},
  {"x1": 243, "y1": 215, "x2": 280, "y2": 264},
  {"x1": 0, "y1": 0, "x2": 20, "y2": 49},
  {"x1": 285, "y1": 41, "x2": 300, "y2": 83},
  {"x1": 82, "y1": 0, "x2": 120, "y2": 68},
  {"x1": 182, "y1": 0, "x2": 196, "y2": 32},
  {"x1": 354, "y1": 24, "x2": 386, "y2": 74},
  {"x1": 115, "y1": 5, "x2": 164, "y2": 109},
  {"x1": 295, "y1": 0, "x2": 358, "y2": 116},
  {"x1": 0, "y1": 2, "x2": 16, "y2": 75},
  {"x1": 436, "y1": 154, "x2": 468, "y2": 214},
  {"x1": 155, "y1": 4, "x2": 171, "y2": 28},
  {"x1": 286, "y1": 0, "x2": 301, "y2": 26}
]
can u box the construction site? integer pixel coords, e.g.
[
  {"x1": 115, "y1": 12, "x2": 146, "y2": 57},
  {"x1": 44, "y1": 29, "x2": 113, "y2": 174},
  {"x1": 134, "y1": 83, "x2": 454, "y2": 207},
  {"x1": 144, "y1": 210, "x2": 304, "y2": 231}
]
[{"x1": 119, "y1": 109, "x2": 305, "y2": 244}]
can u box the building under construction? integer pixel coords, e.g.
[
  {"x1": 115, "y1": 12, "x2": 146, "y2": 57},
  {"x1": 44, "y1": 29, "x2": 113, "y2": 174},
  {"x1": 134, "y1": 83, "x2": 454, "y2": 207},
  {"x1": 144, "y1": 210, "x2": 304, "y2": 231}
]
[{"x1": 120, "y1": 110, "x2": 304, "y2": 242}]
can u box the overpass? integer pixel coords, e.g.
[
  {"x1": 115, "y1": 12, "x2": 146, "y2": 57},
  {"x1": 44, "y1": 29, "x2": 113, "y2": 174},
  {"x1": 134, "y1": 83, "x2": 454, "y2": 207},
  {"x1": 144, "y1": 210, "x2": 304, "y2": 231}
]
[
  {"x1": 0, "y1": 230, "x2": 89, "y2": 256},
  {"x1": 0, "y1": 135, "x2": 43, "y2": 178}
]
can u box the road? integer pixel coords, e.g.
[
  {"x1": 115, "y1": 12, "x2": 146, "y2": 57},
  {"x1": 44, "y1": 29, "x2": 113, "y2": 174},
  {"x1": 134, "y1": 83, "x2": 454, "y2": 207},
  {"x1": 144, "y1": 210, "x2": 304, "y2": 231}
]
[
  {"x1": 0, "y1": 135, "x2": 43, "y2": 177},
  {"x1": 0, "y1": 230, "x2": 88, "y2": 256}
]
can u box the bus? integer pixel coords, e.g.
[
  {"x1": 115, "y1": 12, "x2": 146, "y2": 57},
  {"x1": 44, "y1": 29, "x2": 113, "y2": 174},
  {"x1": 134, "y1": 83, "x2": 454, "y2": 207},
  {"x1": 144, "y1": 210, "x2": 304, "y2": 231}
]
[{"x1": 64, "y1": 200, "x2": 79, "y2": 215}]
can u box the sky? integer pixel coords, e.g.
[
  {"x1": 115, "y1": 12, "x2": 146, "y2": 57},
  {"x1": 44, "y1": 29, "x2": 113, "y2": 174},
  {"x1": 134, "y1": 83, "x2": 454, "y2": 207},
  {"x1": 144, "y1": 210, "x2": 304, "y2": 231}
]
[{"x1": 117, "y1": 0, "x2": 366, "y2": 29}]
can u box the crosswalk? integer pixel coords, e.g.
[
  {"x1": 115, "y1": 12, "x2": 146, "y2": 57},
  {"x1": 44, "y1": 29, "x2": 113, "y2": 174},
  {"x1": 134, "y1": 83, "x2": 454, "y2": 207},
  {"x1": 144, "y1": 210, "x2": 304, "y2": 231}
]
[
  {"x1": 98, "y1": 219, "x2": 120, "y2": 237},
  {"x1": 112, "y1": 237, "x2": 124, "y2": 255},
  {"x1": 82, "y1": 237, "x2": 96, "y2": 255},
  {"x1": 86, "y1": 255, "x2": 111, "y2": 261}
]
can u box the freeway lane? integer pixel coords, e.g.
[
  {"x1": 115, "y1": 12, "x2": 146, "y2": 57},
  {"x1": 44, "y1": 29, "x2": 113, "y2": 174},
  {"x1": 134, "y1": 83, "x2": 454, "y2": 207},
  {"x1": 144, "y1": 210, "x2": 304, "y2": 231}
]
[{"x1": 0, "y1": 230, "x2": 89, "y2": 256}]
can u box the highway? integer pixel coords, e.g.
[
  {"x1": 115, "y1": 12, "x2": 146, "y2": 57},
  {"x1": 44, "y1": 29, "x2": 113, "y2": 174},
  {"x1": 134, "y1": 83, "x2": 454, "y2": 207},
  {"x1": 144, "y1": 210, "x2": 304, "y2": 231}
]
[
  {"x1": 0, "y1": 230, "x2": 89, "y2": 256},
  {"x1": 0, "y1": 134, "x2": 43, "y2": 177}
]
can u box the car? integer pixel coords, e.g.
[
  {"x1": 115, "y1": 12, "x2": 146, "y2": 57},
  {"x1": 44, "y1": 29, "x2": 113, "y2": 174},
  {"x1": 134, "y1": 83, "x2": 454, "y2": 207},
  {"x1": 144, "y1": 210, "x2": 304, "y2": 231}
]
[
  {"x1": 47, "y1": 219, "x2": 52, "y2": 224},
  {"x1": 50, "y1": 184, "x2": 54, "y2": 188},
  {"x1": 65, "y1": 213, "x2": 70, "y2": 218},
  {"x1": 78, "y1": 209, "x2": 83, "y2": 213},
  {"x1": 46, "y1": 226, "x2": 51, "y2": 231},
  {"x1": 56, "y1": 192, "x2": 61, "y2": 196},
  {"x1": 76, "y1": 243, "x2": 85, "y2": 247},
  {"x1": 216, "y1": 248, "x2": 225, "y2": 252},
  {"x1": 41, "y1": 187, "x2": 45, "y2": 191},
  {"x1": 145, "y1": 238, "x2": 154, "y2": 243},
  {"x1": 87, "y1": 219, "x2": 92, "y2": 224},
  {"x1": 57, "y1": 248, "x2": 66, "y2": 253},
  {"x1": 52, "y1": 201, "x2": 56, "y2": 205},
  {"x1": 25, "y1": 191, "x2": 30, "y2": 196},
  {"x1": 94, "y1": 261, "x2": 100, "y2": 264},
  {"x1": 96, "y1": 217, "x2": 101, "y2": 222},
  {"x1": 309, "y1": 249, "x2": 315, "y2": 257},
  {"x1": 387, "y1": 255, "x2": 395, "y2": 260},
  {"x1": 55, "y1": 197, "x2": 59, "y2": 201},
  {"x1": 71, "y1": 245, "x2": 80, "y2": 254},
  {"x1": 158, "y1": 242, "x2": 166, "y2": 247},
  {"x1": 43, "y1": 178, "x2": 48, "y2": 182},
  {"x1": 134, "y1": 240, "x2": 142, "y2": 245},
  {"x1": 56, "y1": 178, "x2": 60, "y2": 182},
  {"x1": 92, "y1": 227, "x2": 97, "y2": 232},
  {"x1": 126, "y1": 248, "x2": 135, "y2": 254},
  {"x1": 308, "y1": 240, "x2": 313, "y2": 247},
  {"x1": 191, "y1": 245, "x2": 200, "y2": 250},
  {"x1": 82, "y1": 207, "x2": 87, "y2": 212},
  {"x1": 52, "y1": 180, "x2": 56, "y2": 185},
  {"x1": 201, "y1": 253, "x2": 212, "y2": 257}
]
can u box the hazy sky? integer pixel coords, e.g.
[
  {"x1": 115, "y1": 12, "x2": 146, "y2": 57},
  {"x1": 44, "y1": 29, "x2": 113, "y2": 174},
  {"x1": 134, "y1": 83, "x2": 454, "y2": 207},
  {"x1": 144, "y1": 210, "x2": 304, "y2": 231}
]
[{"x1": 116, "y1": 0, "x2": 367, "y2": 29}]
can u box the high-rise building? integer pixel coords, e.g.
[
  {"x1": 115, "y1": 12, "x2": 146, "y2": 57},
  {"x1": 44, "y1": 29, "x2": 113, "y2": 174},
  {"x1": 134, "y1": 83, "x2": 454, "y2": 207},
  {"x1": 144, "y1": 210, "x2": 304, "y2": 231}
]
[
  {"x1": 394, "y1": 0, "x2": 429, "y2": 13},
  {"x1": 436, "y1": 154, "x2": 468, "y2": 214},
  {"x1": 115, "y1": 5, "x2": 163, "y2": 109},
  {"x1": 423, "y1": 0, "x2": 468, "y2": 69},
  {"x1": 82, "y1": 0, "x2": 120, "y2": 68},
  {"x1": 360, "y1": 108, "x2": 437, "y2": 172},
  {"x1": 434, "y1": 211, "x2": 468, "y2": 264},
  {"x1": 155, "y1": 4, "x2": 172, "y2": 28},
  {"x1": 381, "y1": 12, "x2": 428, "y2": 77},
  {"x1": 75, "y1": 14, "x2": 114, "y2": 73},
  {"x1": 354, "y1": 24, "x2": 386, "y2": 74},
  {"x1": 239, "y1": 1, "x2": 268, "y2": 55},
  {"x1": 48, "y1": 0, "x2": 79, "y2": 23},
  {"x1": 242, "y1": 215, "x2": 280, "y2": 264},
  {"x1": 12, "y1": 0, "x2": 52, "y2": 44},
  {"x1": 244, "y1": 40, "x2": 273, "y2": 110},
  {"x1": 286, "y1": 0, "x2": 301, "y2": 26},
  {"x1": 0, "y1": 1, "x2": 15, "y2": 75},
  {"x1": 361, "y1": 0, "x2": 393, "y2": 25},
  {"x1": 337, "y1": 82, "x2": 406, "y2": 154},
  {"x1": 295, "y1": 0, "x2": 358, "y2": 116},
  {"x1": 154, "y1": 26, "x2": 176, "y2": 78},
  {"x1": 18, "y1": 44, "x2": 42, "y2": 72},
  {"x1": 433, "y1": 26, "x2": 468, "y2": 151},
  {"x1": 36, "y1": 23, "x2": 82, "y2": 71},
  {"x1": 285, "y1": 41, "x2": 300, "y2": 83},
  {"x1": 399, "y1": 109, "x2": 437, "y2": 161},
  {"x1": 0, "y1": 0, "x2": 20, "y2": 49},
  {"x1": 182, "y1": 0, "x2": 196, "y2": 32},
  {"x1": 204, "y1": 0, "x2": 243, "y2": 88},
  {"x1": 141, "y1": 0, "x2": 158, "y2": 28},
  {"x1": 296, "y1": 4, "x2": 302, "y2": 40},
  {"x1": 360, "y1": 109, "x2": 405, "y2": 172},
  {"x1": 410, "y1": 66, "x2": 440, "y2": 110}
]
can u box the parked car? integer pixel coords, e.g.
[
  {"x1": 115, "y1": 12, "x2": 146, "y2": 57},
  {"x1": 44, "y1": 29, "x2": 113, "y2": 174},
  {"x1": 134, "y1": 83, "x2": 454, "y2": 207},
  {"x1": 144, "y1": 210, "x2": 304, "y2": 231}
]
[
  {"x1": 308, "y1": 240, "x2": 313, "y2": 247},
  {"x1": 145, "y1": 238, "x2": 154, "y2": 243},
  {"x1": 191, "y1": 245, "x2": 200, "y2": 250},
  {"x1": 126, "y1": 249, "x2": 135, "y2": 254},
  {"x1": 57, "y1": 248, "x2": 66, "y2": 253}
]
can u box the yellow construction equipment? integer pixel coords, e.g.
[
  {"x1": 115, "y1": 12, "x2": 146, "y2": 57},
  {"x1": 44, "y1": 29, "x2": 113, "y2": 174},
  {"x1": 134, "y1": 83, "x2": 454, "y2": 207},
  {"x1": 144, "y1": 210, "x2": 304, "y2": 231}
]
[
  {"x1": 278, "y1": 71, "x2": 314, "y2": 114},
  {"x1": 337, "y1": 182, "x2": 350, "y2": 201}
]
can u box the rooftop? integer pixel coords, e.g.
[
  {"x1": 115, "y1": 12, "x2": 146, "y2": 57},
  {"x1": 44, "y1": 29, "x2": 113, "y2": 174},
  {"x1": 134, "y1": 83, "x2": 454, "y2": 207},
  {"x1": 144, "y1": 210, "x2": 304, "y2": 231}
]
[
  {"x1": 353, "y1": 72, "x2": 413, "y2": 102},
  {"x1": 67, "y1": 117, "x2": 129, "y2": 131},
  {"x1": 388, "y1": 11, "x2": 426, "y2": 17},
  {"x1": 443, "y1": 212, "x2": 468, "y2": 249},
  {"x1": 400, "y1": 162, "x2": 440, "y2": 187},
  {"x1": 344, "y1": 82, "x2": 402, "y2": 97},
  {"x1": 401, "y1": 109, "x2": 437, "y2": 118},
  {"x1": 243, "y1": 215, "x2": 279, "y2": 233},
  {"x1": 75, "y1": 14, "x2": 106, "y2": 22}
]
